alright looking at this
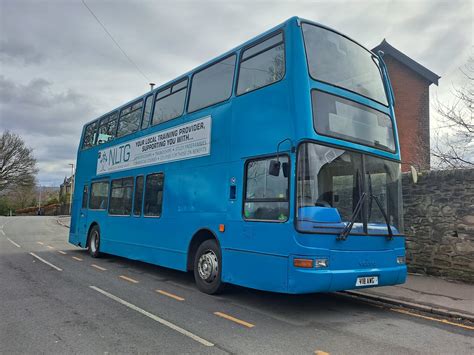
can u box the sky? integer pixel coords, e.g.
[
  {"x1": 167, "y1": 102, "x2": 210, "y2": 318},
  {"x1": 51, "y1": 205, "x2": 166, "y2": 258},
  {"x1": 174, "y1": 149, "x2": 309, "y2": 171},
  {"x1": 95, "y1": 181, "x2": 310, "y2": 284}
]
[{"x1": 0, "y1": 0, "x2": 472, "y2": 186}]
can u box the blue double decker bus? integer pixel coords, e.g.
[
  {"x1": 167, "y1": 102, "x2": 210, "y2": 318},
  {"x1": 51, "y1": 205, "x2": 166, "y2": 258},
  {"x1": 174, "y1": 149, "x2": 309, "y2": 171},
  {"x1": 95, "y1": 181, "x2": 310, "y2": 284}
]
[{"x1": 69, "y1": 17, "x2": 406, "y2": 294}]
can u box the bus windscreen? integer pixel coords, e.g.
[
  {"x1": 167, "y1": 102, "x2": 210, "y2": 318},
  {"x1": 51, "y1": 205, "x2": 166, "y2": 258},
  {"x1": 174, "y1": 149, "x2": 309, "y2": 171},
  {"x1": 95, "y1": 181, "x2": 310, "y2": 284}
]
[{"x1": 302, "y1": 23, "x2": 388, "y2": 105}]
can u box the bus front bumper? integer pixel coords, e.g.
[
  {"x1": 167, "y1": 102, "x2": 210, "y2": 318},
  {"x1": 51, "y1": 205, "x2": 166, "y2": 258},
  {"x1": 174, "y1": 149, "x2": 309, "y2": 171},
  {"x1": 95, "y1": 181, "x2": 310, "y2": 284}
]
[{"x1": 287, "y1": 263, "x2": 407, "y2": 294}]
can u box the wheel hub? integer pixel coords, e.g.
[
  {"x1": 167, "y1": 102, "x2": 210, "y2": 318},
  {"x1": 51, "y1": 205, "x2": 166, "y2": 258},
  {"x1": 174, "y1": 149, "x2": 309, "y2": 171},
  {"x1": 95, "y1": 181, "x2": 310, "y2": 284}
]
[
  {"x1": 91, "y1": 231, "x2": 98, "y2": 253},
  {"x1": 197, "y1": 250, "x2": 218, "y2": 283}
]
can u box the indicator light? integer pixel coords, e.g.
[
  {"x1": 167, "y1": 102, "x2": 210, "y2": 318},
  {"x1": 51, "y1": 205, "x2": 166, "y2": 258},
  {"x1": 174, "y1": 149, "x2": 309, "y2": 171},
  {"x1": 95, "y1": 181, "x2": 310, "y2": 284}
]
[{"x1": 293, "y1": 258, "x2": 313, "y2": 268}]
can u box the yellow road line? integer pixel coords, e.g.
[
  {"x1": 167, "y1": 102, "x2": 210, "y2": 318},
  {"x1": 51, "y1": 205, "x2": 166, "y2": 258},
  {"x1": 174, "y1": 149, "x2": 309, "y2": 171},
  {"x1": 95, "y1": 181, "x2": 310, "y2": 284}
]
[
  {"x1": 47, "y1": 245, "x2": 54, "y2": 249},
  {"x1": 315, "y1": 351, "x2": 330, "y2": 355},
  {"x1": 390, "y1": 308, "x2": 474, "y2": 330},
  {"x1": 37, "y1": 241, "x2": 44, "y2": 245},
  {"x1": 214, "y1": 312, "x2": 255, "y2": 328},
  {"x1": 156, "y1": 289, "x2": 185, "y2": 301},
  {"x1": 91, "y1": 264, "x2": 107, "y2": 271},
  {"x1": 119, "y1": 275, "x2": 139, "y2": 284},
  {"x1": 72, "y1": 256, "x2": 83, "y2": 261},
  {"x1": 57, "y1": 250, "x2": 67, "y2": 255}
]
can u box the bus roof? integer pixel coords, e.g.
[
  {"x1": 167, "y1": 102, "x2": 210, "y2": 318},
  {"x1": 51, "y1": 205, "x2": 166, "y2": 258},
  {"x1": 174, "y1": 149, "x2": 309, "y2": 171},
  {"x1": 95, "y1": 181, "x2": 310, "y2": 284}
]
[{"x1": 82, "y1": 16, "x2": 378, "y2": 128}]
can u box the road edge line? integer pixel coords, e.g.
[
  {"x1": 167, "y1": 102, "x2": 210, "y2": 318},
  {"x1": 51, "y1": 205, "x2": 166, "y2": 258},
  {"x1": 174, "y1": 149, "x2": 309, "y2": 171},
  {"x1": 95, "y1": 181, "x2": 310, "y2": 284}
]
[
  {"x1": 29, "y1": 252, "x2": 63, "y2": 271},
  {"x1": 7, "y1": 238, "x2": 21, "y2": 248},
  {"x1": 89, "y1": 286, "x2": 214, "y2": 347}
]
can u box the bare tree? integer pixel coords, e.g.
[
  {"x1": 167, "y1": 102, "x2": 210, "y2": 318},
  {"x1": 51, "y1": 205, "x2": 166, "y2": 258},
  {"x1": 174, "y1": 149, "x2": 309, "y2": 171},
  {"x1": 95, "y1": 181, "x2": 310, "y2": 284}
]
[
  {"x1": 0, "y1": 131, "x2": 38, "y2": 193},
  {"x1": 432, "y1": 57, "x2": 473, "y2": 169}
]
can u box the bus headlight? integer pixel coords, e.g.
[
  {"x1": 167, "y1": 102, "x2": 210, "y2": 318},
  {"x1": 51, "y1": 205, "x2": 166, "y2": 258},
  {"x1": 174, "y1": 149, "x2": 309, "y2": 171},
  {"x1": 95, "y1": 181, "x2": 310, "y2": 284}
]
[
  {"x1": 397, "y1": 256, "x2": 406, "y2": 264},
  {"x1": 315, "y1": 258, "x2": 329, "y2": 268}
]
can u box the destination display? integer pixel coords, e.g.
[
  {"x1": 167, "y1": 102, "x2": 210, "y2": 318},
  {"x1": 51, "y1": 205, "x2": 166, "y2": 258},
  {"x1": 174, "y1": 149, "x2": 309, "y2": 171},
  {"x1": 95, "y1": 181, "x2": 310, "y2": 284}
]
[{"x1": 96, "y1": 116, "x2": 211, "y2": 175}]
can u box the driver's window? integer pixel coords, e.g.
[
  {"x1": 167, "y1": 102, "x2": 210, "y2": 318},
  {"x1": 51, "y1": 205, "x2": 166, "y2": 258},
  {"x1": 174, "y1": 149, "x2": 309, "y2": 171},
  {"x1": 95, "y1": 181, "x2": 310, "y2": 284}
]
[{"x1": 243, "y1": 155, "x2": 289, "y2": 221}]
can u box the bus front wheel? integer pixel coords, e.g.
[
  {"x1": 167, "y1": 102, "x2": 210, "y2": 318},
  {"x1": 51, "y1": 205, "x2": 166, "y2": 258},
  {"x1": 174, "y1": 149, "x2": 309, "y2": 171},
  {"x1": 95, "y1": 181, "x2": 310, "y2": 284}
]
[
  {"x1": 193, "y1": 239, "x2": 224, "y2": 294},
  {"x1": 87, "y1": 225, "x2": 101, "y2": 258}
]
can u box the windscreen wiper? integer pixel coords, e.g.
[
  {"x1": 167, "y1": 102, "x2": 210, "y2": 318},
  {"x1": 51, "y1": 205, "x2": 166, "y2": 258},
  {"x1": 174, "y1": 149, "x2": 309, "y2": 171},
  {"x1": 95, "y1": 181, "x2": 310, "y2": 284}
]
[
  {"x1": 371, "y1": 194, "x2": 394, "y2": 240},
  {"x1": 338, "y1": 192, "x2": 367, "y2": 241},
  {"x1": 367, "y1": 171, "x2": 393, "y2": 240},
  {"x1": 338, "y1": 174, "x2": 394, "y2": 240}
]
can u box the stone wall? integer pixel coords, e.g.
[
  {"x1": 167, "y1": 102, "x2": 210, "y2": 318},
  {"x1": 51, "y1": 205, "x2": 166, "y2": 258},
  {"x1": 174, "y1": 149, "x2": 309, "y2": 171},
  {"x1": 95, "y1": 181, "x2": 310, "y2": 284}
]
[{"x1": 403, "y1": 168, "x2": 474, "y2": 283}]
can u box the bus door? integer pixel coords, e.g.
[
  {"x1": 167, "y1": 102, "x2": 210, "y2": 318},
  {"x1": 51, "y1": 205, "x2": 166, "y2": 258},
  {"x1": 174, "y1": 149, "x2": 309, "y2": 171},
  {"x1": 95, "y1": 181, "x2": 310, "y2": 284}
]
[{"x1": 78, "y1": 183, "x2": 89, "y2": 238}]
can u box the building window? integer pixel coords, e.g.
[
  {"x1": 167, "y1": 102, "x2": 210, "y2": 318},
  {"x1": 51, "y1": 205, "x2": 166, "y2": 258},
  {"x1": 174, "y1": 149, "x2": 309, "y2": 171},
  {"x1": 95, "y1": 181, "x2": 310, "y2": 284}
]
[
  {"x1": 152, "y1": 79, "x2": 188, "y2": 125},
  {"x1": 82, "y1": 185, "x2": 89, "y2": 209},
  {"x1": 237, "y1": 32, "x2": 285, "y2": 95},
  {"x1": 133, "y1": 176, "x2": 144, "y2": 216},
  {"x1": 144, "y1": 173, "x2": 164, "y2": 217},
  {"x1": 243, "y1": 155, "x2": 289, "y2": 221},
  {"x1": 109, "y1": 177, "x2": 134, "y2": 215},
  {"x1": 117, "y1": 101, "x2": 143, "y2": 137},
  {"x1": 188, "y1": 55, "x2": 236, "y2": 112},
  {"x1": 89, "y1": 181, "x2": 109, "y2": 210}
]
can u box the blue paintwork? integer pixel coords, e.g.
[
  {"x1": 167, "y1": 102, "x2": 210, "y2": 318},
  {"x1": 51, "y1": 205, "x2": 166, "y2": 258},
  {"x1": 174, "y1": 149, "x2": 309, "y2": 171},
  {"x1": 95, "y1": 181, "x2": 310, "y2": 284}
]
[
  {"x1": 69, "y1": 17, "x2": 406, "y2": 294},
  {"x1": 298, "y1": 207, "x2": 342, "y2": 223}
]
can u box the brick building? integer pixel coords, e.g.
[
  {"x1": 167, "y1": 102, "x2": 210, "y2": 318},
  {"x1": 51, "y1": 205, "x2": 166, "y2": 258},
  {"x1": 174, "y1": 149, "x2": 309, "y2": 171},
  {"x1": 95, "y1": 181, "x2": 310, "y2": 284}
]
[{"x1": 372, "y1": 40, "x2": 440, "y2": 172}]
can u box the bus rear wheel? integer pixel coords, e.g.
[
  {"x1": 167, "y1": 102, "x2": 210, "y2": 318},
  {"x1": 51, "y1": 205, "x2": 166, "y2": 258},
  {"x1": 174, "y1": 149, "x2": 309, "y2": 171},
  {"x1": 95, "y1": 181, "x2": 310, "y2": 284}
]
[
  {"x1": 193, "y1": 239, "x2": 224, "y2": 294},
  {"x1": 88, "y1": 225, "x2": 101, "y2": 258}
]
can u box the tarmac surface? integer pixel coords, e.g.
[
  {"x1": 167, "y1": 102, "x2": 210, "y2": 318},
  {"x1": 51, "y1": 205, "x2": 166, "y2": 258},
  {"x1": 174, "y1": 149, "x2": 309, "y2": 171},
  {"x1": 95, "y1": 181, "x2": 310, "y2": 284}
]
[{"x1": 1, "y1": 216, "x2": 473, "y2": 354}]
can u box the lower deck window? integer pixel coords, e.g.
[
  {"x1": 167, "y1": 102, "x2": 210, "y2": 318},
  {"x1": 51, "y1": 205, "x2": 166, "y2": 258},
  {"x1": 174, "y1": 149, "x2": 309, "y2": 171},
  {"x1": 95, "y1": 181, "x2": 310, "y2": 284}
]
[
  {"x1": 82, "y1": 185, "x2": 89, "y2": 209},
  {"x1": 109, "y1": 177, "x2": 134, "y2": 215},
  {"x1": 89, "y1": 181, "x2": 109, "y2": 210},
  {"x1": 133, "y1": 176, "x2": 144, "y2": 216},
  {"x1": 144, "y1": 173, "x2": 164, "y2": 217}
]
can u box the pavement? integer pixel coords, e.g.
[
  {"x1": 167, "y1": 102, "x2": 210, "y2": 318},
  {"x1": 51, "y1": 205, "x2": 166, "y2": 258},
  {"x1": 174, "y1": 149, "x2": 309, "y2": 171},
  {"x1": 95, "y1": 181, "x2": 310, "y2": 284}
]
[
  {"x1": 347, "y1": 275, "x2": 474, "y2": 322},
  {"x1": 56, "y1": 215, "x2": 474, "y2": 321},
  {"x1": 2, "y1": 216, "x2": 472, "y2": 354}
]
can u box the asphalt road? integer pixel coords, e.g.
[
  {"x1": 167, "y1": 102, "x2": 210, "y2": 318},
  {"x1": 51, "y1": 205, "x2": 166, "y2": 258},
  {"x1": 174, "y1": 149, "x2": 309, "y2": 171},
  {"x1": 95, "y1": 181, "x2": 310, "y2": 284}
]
[{"x1": 1, "y1": 216, "x2": 473, "y2": 354}]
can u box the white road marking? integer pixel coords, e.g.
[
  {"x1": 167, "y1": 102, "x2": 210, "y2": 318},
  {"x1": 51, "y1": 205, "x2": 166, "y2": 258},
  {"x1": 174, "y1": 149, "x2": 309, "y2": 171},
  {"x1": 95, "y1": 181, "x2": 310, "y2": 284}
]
[
  {"x1": 58, "y1": 250, "x2": 67, "y2": 255},
  {"x1": 89, "y1": 286, "x2": 214, "y2": 347},
  {"x1": 7, "y1": 238, "x2": 21, "y2": 248},
  {"x1": 29, "y1": 252, "x2": 63, "y2": 271},
  {"x1": 0, "y1": 230, "x2": 5, "y2": 236},
  {"x1": 91, "y1": 264, "x2": 107, "y2": 271}
]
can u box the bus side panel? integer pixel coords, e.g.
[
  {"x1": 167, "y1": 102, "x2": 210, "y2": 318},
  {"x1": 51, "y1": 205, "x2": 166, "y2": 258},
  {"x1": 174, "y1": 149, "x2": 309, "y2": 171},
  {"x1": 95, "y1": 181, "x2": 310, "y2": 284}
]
[
  {"x1": 99, "y1": 237, "x2": 188, "y2": 272},
  {"x1": 221, "y1": 249, "x2": 288, "y2": 293}
]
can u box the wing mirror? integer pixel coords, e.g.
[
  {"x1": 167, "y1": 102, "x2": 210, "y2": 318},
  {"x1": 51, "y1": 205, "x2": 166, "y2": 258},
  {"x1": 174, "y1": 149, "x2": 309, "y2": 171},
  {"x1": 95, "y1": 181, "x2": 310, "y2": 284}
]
[{"x1": 269, "y1": 160, "x2": 281, "y2": 176}]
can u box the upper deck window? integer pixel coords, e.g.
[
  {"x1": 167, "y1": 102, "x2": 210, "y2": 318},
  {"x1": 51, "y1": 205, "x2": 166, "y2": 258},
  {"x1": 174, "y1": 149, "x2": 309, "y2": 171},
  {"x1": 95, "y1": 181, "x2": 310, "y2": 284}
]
[
  {"x1": 97, "y1": 111, "x2": 118, "y2": 145},
  {"x1": 117, "y1": 100, "x2": 143, "y2": 137},
  {"x1": 82, "y1": 121, "x2": 98, "y2": 149},
  {"x1": 141, "y1": 95, "x2": 154, "y2": 130},
  {"x1": 237, "y1": 32, "x2": 285, "y2": 95},
  {"x1": 152, "y1": 79, "x2": 188, "y2": 126},
  {"x1": 302, "y1": 23, "x2": 388, "y2": 105},
  {"x1": 312, "y1": 90, "x2": 395, "y2": 152},
  {"x1": 188, "y1": 55, "x2": 236, "y2": 112}
]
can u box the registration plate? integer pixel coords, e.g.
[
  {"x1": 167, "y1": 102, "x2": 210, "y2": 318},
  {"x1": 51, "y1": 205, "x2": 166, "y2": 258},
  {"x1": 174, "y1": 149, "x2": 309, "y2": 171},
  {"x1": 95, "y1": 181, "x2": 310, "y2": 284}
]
[{"x1": 356, "y1": 276, "x2": 378, "y2": 287}]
